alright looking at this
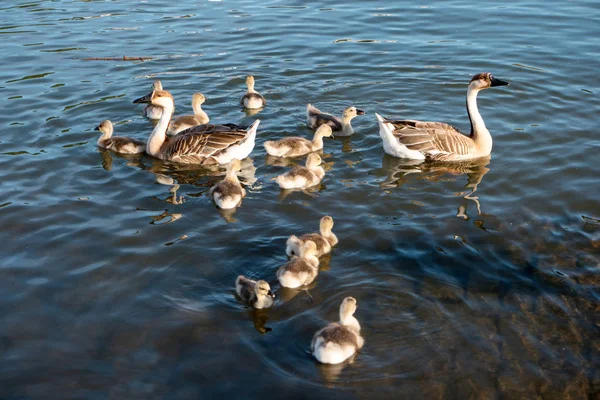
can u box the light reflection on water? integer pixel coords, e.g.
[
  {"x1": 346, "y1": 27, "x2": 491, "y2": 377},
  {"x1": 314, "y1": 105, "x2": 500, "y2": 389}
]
[{"x1": 0, "y1": 0, "x2": 599, "y2": 398}]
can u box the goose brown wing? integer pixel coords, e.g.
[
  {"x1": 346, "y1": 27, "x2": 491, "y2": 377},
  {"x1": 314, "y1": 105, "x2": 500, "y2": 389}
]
[
  {"x1": 162, "y1": 125, "x2": 249, "y2": 162},
  {"x1": 387, "y1": 119, "x2": 475, "y2": 156}
]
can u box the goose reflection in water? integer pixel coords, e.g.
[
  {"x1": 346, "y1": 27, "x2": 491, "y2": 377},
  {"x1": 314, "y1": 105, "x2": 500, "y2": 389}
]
[{"x1": 380, "y1": 154, "x2": 491, "y2": 220}]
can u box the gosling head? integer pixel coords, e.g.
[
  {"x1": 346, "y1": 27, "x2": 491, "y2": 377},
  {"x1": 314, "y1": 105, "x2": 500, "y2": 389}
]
[
  {"x1": 192, "y1": 92, "x2": 206, "y2": 105},
  {"x1": 315, "y1": 124, "x2": 333, "y2": 138},
  {"x1": 227, "y1": 158, "x2": 242, "y2": 173},
  {"x1": 306, "y1": 153, "x2": 322, "y2": 168},
  {"x1": 245, "y1": 75, "x2": 255, "y2": 88},
  {"x1": 94, "y1": 120, "x2": 113, "y2": 135},
  {"x1": 301, "y1": 240, "x2": 318, "y2": 258},
  {"x1": 469, "y1": 72, "x2": 509, "y2": 91},
  {"x1": 340, "y1": 296, "x2": 358, "y2": 317},
  {"x1": 133, "y1": 90, "x2": 175, "y2": 110},
  {"x1": 255, "y1": 280, "x2": 275, "y2": 298},
  {"x1": 342, "y1": 106, "x2": 365, "y2": 120},
  {"x1": 152, "y1": 80, "x2": 163, "y2": 91},
  {"x1": 319, "y1": 215, "x2": 334, "y2": 232}
]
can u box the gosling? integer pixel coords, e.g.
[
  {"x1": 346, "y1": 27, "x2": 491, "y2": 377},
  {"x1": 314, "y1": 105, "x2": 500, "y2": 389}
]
[
  {"x1": 276, "y1": 241, "x2": 320, "y2": 288},
  {"x1": 286, "y1": 215, "x2": 338, "y2": 257},
  {"x1": 264, "y1": 125, "x2": 333, "y2": 158},
  {"x1": 210, "y1": 159, "x2": 246, "y2": 209},
  {"x1": 167, "y1": 92, "x2": 210, "y2": 135},
  {"x1": 240, "y1": 75, "x2": 266, "y2": 109},
  {"x1": 235, "y1": 276, "x2": 275, "y2": 309},
  {"x1": 95, "y1": 120, "x2": 145, "y2": 154},
  {"x1": 275, "y1": 153, "x2": 325, "y2": 190},
  {"x1": 311, "y1": 297, "x2": 364, "y2": 364},
  {"x1": 306, "y1": 104, "x2": 365, "y2": 136}
]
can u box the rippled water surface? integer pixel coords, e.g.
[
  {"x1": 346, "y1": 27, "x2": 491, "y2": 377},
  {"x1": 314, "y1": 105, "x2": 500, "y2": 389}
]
[{"x1": 1, "y1": 0, "x2": 599, "y2": 398}]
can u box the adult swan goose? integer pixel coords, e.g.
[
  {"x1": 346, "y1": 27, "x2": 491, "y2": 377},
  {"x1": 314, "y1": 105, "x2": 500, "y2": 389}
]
[
  {"x1": 134, "y1": 90, "x2": 259, "y2": 165},
  {"x1": 375, "y1": 72, "x2": 509, "y2": 161}
]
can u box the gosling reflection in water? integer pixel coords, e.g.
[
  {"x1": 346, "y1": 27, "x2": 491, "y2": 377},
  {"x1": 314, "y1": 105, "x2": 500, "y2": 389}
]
[
  {"x1": 154, "y1": 174, "x2": 185, "y2": 204},
  {"x1": 97, "y1": 148, "x2": 145, "y2": 172},
  {"x1": 380, "y1": 154, "x2": 491, "y2": 219}
]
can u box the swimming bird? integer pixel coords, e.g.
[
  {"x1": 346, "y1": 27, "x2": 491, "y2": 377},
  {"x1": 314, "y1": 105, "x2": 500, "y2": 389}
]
[
  {"x1": 210, "y1": 159, "x2": 246, "y2": 209},
  {"x1": 143, "y1": 80, "x2": 164, "y2": 119},
  {"x1": 133, "y1": 89, "x2": 259, "y2": 165},
  {"x1": 167, "y1": 92, "x2": 210, "y2": 136},
  {"x1": 275, "y1": 153, "x2": 325, "y2": 190},
  {"x1": 311, "y1": 297, "x2": 364, "y2": 364},
  {"x1": 240, "y1": 75, "x2": 266, "y2": 109},
  {"x1": 286, "y1": 215, "x2": 338, "y2": 257},
  {"x1": 276, "y1": 241, "x2": 320, "y2": 288},
  {"x1": 235, "y1": 275, "x2": 275, "y2": 309},
  {"x1": 94, "y1": 120, "x2": 145, "y2": 154},
  {"x1": 306, "y1": 104, "x2": 365, "y2": 136},
  {"x1": 264, "y1": 125, "x2": 333, "y2": 158},
  {"x1": 375, "y1": 72, "x2": 509, "y2": 161}
]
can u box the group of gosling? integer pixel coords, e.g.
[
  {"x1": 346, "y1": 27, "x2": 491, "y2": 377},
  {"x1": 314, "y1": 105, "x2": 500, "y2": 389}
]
[
  {"x1": 236, "y1": 215, "x2": 363, "y2": 365},
  {"x1": 94, "y1": 72, "x2": 510, "y2": 364}
]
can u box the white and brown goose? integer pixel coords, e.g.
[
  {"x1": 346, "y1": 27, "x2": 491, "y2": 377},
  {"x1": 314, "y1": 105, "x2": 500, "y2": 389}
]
[
  {"x1": 286, "y1": 215, "x2": 338, "y2": 258},
  {"x1": 143, "y1": 80, "x2": 164, "y2": 119},
  {"x1": 94, "y1": 120, "x2": 145, "y2": 154},
  {"x1": 133, "y1": 90, "x2": 259, "y2": 165},
  {"x1": 375, "y1": 72, "x2": 509, "y2": 161},
  {"x1": 307, "y1": 104, "x2": 365, "y2": 136},
  {"x1": 240, "y1": 75, "x2": 266, "y2": 109},
  {"x1": 311, "y1": 297, "x2": 364, "y2": 364},
  {"x1": 264, "y1": 125, "x2": 333, "y2": 158},
  {"x1": 167, "y1": 92, "x2": 210, "y2": 136},
  {"x1": 275, "y1": 153, "x2": 325, "y2": 190},
  {"x1": 235, "y1": 275, "x2": 275, "y2": 309}
]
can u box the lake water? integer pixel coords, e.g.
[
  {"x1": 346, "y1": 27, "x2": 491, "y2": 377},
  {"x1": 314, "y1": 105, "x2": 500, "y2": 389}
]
[{"x1": 1, "y1": 0, "x2": 599, "y2": 398}]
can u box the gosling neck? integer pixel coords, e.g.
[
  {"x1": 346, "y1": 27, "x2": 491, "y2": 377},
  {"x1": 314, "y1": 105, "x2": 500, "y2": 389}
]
[
  {"x1": 340, "y1": 311, "x2": 361, "y2": 332},
  {"x1": 147, "y1": 104, "x2": 173, "y2": 157},
  {"x1": 341, "y1": 114, "x2": 355, "y2": 135},
  {"x1": 311, "y1": 132, "x2": 326, "y2": 150},
  {"x1": 466, "y1": 86, "x2": 492, "y2": 154},
  {"x1": 192, "y1": 100, "x2": 206, "y2": 117},
  {"x1": 225, "y1": 167, "x2": 241, "y2": 185},
  {"x1": 97, "y1": 128, "x2": 112, "y2": 145},
  {"x1": 246, "y1": 81, "x2": 256, "y2": 94}
]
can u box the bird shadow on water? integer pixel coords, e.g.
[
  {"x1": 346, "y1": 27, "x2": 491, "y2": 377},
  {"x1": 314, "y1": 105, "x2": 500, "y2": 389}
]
[{"x1": 379, "y1": 154, "x2": 493, "y2": 222}]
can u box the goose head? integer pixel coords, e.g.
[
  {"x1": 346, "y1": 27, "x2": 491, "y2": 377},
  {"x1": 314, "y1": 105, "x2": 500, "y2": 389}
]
[
  {"x1": 315, "y1": 124, "x2": 334, "y2": 139},
  {"x1": 319, "y1": 215, "x2": 334, "y2": 233},
  {"x1": 469, "y1": 72, "x2": 509, "y2": 91},
  {"x1": 306, "y1": 153, "x2": 322, "y2": 168},
  {"x1": 255, "y1": 280, "x2": 275, "y2": 299},
  {"x1": 152, "y1": 80, "x2": 163, "y2": 91},
  {"x1": 192, "y1": 92, "x2": 206, "y2": 106},
  {"x1": 94, "y1": 119, "x2": 113, "y2": 135},
  {"x1": 133, "y1": 90, "x2": 175, "y2": 110},
  {"x1": 339, "y1": 296, "x2": 358, "y2": 320},
  {"x1": 342, "y1": 106, "x2": 365, "y2": 120}
]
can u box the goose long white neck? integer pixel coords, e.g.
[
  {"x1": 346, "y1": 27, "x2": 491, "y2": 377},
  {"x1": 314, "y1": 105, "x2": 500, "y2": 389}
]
[
  {"x1": 147, "y1": 104, "x2": 173, "y2": 157},
  {"x1": 466, "y1": 87, "x2": 492, "y2": 155}
]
